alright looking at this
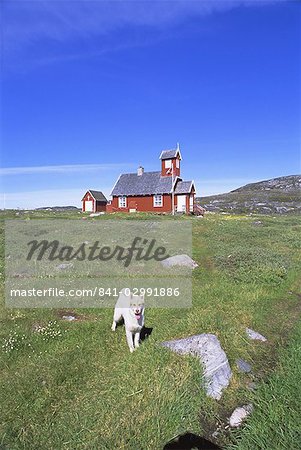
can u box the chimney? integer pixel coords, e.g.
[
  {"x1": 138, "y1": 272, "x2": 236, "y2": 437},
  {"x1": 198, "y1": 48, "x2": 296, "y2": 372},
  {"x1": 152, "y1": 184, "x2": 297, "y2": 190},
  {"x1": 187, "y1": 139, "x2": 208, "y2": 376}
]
[{"x1": 137, "y1": 166, "x2": 144, "y2": 176}]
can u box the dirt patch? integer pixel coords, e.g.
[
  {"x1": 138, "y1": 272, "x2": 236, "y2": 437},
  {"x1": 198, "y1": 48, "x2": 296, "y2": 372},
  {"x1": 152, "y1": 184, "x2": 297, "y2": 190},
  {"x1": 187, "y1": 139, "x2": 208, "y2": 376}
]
[
  {"x1": 202, "y1": 256, "x2": 216, "y2": 272},
  {"x1": 273, "y1": 291, "x2": 301, "y2": 341},
  {"x1": 199, "y1": 408, "x2": 232, "y2": 448}
]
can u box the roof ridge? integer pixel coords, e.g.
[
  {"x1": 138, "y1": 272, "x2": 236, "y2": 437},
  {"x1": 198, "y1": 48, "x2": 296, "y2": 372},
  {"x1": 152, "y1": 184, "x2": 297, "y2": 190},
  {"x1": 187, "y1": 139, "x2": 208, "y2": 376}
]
[{"x1": 120, "y1": 170, "x2": 161, "y2": 176}]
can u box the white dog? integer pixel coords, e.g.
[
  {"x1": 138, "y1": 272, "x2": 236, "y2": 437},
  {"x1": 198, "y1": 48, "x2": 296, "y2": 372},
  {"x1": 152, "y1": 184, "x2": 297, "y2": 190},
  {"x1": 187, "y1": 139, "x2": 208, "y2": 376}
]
[{"x1": 111, "y1": 288, "x2": 145, "y2": 352}]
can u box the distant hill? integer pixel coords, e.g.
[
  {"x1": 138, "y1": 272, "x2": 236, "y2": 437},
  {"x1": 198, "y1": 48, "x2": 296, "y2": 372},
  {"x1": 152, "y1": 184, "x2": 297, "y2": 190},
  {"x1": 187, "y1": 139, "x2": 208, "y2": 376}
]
[
  {"x1": 197, "y1": 175, "x2": 301, "y2": 214},
  {"x1": 35, "y1": 206, "x2": 80, "y2": 211}
]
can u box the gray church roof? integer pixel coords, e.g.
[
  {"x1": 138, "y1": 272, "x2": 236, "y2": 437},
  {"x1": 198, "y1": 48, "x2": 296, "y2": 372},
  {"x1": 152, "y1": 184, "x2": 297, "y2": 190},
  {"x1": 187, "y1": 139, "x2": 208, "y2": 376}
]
[
  {"x1": 174, "y1": 181, "x2": 193, "y2": 194},
  {"x1": 111, "y1": 171, "x2": 171, "y2": 196},
  {"x1": 160, "y1": 149, "x2": 178, "y2": 160},
  {"x1": 111, "y1": 172, "x2": 193, "y2": 196}
]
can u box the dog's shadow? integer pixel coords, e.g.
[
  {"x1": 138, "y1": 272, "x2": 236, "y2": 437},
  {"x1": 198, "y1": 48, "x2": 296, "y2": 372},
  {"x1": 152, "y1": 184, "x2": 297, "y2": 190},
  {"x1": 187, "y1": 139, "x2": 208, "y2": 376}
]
[
  {"x1": 140, "y1": 326, "x2": 153, "y2": 342},
  {"x1": 113, "y1": 323, "x2": 153, "y2": 344},
  {"x1": 163, "y1": 432, "x2": 221, "y2": 450}
]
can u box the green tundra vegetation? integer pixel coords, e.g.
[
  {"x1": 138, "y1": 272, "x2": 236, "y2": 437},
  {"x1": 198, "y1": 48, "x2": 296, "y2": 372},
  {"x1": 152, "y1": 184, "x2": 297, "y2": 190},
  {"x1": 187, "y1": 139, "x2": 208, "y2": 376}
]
[{"x1": 0, "y1": 210, "x2": 300, "y2": 449}]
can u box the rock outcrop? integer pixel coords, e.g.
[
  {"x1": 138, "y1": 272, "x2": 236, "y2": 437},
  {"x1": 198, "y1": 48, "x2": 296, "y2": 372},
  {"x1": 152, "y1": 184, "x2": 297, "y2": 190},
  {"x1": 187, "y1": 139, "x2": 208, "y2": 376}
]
[
  {"x1": 197, "y1": 175, "x2": 301, "y2": 214},
  {"x1": 161, "y1": 334, "x2": 232, "y2": 400}
]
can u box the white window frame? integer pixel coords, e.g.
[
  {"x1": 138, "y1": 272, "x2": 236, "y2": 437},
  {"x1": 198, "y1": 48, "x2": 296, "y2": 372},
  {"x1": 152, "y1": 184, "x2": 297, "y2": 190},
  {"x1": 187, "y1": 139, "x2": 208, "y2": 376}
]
[
  {"x1": 176, "y1": 158, "x2": 180, "y2": 168},
  {"x1": 118, "y1": 196, "x2": 127, "y2": 208},
  {"x1": 165, "y1": 159, "x2": 172, "y2": 168},
  {"x1": 189, "y1": 195, "x2": 194, "y2": 212},
  {"x1": 153, "y1": 194, "x2": 163, "y2": 207}
]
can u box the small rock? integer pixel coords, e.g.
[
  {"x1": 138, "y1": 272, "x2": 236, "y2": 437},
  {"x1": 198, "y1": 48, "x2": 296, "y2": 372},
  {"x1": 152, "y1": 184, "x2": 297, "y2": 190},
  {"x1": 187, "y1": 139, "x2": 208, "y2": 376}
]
[
  {"x1": 246, "y1": 381, "x2": 257, "y2": 391},
  {"x1": 62, "y1": 315, "x2": 76, "y2": 321},
  {"x1": 229, "y1": 404, "x2": 253, "y2": 428},
  {"x1": 236, "y1": 358, "x2": 252, "y2": 373},
  {"x1": 246, "y1": 328, "x2": 267, "y2": 342},
  {"x1": 89, "y1": 212, "x2": 102, "y2": 217},
  {"x1": 57, "y1": 263, "x2": 74, "y2": 270},
  {"x1": 252, "y1": 220, "x2": 263, "y2": 226},
  {"x1": 161, "y1": 254, "x2": 198, "y2": 269}
]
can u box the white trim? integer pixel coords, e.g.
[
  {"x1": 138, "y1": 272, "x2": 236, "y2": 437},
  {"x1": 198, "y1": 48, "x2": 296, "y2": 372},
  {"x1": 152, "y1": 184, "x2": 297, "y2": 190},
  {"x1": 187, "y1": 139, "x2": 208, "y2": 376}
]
[
  {"x1": 159, "y1": 148, "x2": 182, "y2": 160},
  {"x1": 110, "y1": 173, "x2": 122, "y2": 196},
  {"x1": 84, "y1": 199, "x2": 94, "y2": 212},
  {"x1": 176, "y1": 194, "x2": 186, "y2": 213},
  {"x1": 82, "y1": 190, "x2": 108, "y2": 203},
  {"x1": 153, "y1": 194, "x2": 163, "y2": 207},
  {"x1": 189, "y1": 194, "x2": 194, "y2": 212},
  {"x1": 173, "y1": 180, "x2": 196, "y2": 195},
  {"x1": 190, "y1": 180, "x2": 196, "y2": 193},
  {"x1": 170, "y1": 176, "x2": 182, "y2": 193},
  {"x1": 88, "y1": 190, "x2": 96, "y2": 201},
  {"x1": 118, "y1": 196, "x2": 127, "y2": 208},
  {"x1": 81, "y1": 190, "x2": 96, "y2": 201}
]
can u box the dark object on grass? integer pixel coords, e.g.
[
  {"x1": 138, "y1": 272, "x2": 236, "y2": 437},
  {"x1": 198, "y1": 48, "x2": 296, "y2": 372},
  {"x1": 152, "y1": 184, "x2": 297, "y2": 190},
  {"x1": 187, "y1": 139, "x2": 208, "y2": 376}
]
[
  {"x1": 163, "y1": 432, "x2": 221, "y2": 449},
  {"x1": 236, "y1": 358, "x2": 252, "y2": 373},
  {"x1": 140, "y1": 326, "x2": 153, "y2": 341},
  {"x1": 252, "y1": 220, "x2": 263, "y2": 226}
]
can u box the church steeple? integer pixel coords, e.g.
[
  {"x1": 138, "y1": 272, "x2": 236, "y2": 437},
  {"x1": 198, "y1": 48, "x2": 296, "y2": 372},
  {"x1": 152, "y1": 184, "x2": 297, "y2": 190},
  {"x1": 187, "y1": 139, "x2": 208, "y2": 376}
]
[{"x1": 159, "y1": 145, "x2": 182, "y2": 177}]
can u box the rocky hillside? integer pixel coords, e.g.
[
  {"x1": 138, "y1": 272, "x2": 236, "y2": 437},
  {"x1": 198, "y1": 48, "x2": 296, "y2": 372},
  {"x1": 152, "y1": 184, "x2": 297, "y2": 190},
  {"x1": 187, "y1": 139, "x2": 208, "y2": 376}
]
[
  {"x1": 35, "y1": 206, "x2": 79, "y2": 211},
  {"x1": 197, "y1": 175, "x2": 301, "y2": 214}
]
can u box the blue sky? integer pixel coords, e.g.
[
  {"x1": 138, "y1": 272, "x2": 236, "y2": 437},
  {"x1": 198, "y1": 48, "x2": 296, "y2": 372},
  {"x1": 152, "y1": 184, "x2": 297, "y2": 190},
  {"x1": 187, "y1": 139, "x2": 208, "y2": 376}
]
[{"x1": 1, "y1": 0, "x2": 300, "y2": 208}]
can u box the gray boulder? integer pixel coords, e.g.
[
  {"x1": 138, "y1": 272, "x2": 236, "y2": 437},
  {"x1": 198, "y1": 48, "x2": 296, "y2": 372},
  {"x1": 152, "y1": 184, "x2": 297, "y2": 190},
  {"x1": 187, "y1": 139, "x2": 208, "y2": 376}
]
[
  {"x1": 161, "y1": 254, "x2": 198, "y2": 269},
  {"x1": 161, "y1": 334, "x2": 232, "y2": 400},
  {"x1": 246, "y1": 328, "x2": 267, "y2": 342}
]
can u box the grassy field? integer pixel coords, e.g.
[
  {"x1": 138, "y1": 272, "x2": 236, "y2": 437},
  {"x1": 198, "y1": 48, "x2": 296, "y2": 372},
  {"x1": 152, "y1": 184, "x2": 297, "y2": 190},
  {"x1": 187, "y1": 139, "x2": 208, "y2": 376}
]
[
  {"x1": 0, "y1": 210, "x2": 300, "y2": 449},
  {"x1": 228, "y1": 318, "x2": 301, "y2": 450}
]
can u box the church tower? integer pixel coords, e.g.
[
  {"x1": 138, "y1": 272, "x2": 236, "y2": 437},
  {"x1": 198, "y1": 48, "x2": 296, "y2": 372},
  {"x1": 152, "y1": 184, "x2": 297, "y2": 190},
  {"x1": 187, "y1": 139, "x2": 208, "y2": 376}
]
[{"x1": 159, "y1": 143, "x2": 181, "y2": 177}]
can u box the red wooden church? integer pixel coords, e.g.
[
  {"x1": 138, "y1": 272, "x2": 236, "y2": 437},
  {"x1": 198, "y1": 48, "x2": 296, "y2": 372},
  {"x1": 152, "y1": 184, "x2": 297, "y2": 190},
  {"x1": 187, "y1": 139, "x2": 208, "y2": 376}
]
[
  {"x1": 107, "y1": 145, "x2": 196, "y2": 214},
  {"x1": 82, "y1": 145, "x2": 196, "y2": 214}
]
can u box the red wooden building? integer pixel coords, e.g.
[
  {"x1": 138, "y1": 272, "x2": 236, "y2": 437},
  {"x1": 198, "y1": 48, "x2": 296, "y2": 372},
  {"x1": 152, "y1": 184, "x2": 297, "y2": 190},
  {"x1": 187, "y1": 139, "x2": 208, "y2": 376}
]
[
  {"x1": 108, "y1": 145, "x2": 196, "y2": 214},
  {"x1": 82, "y1": 190, "x2": 107, "y2": 213}
]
